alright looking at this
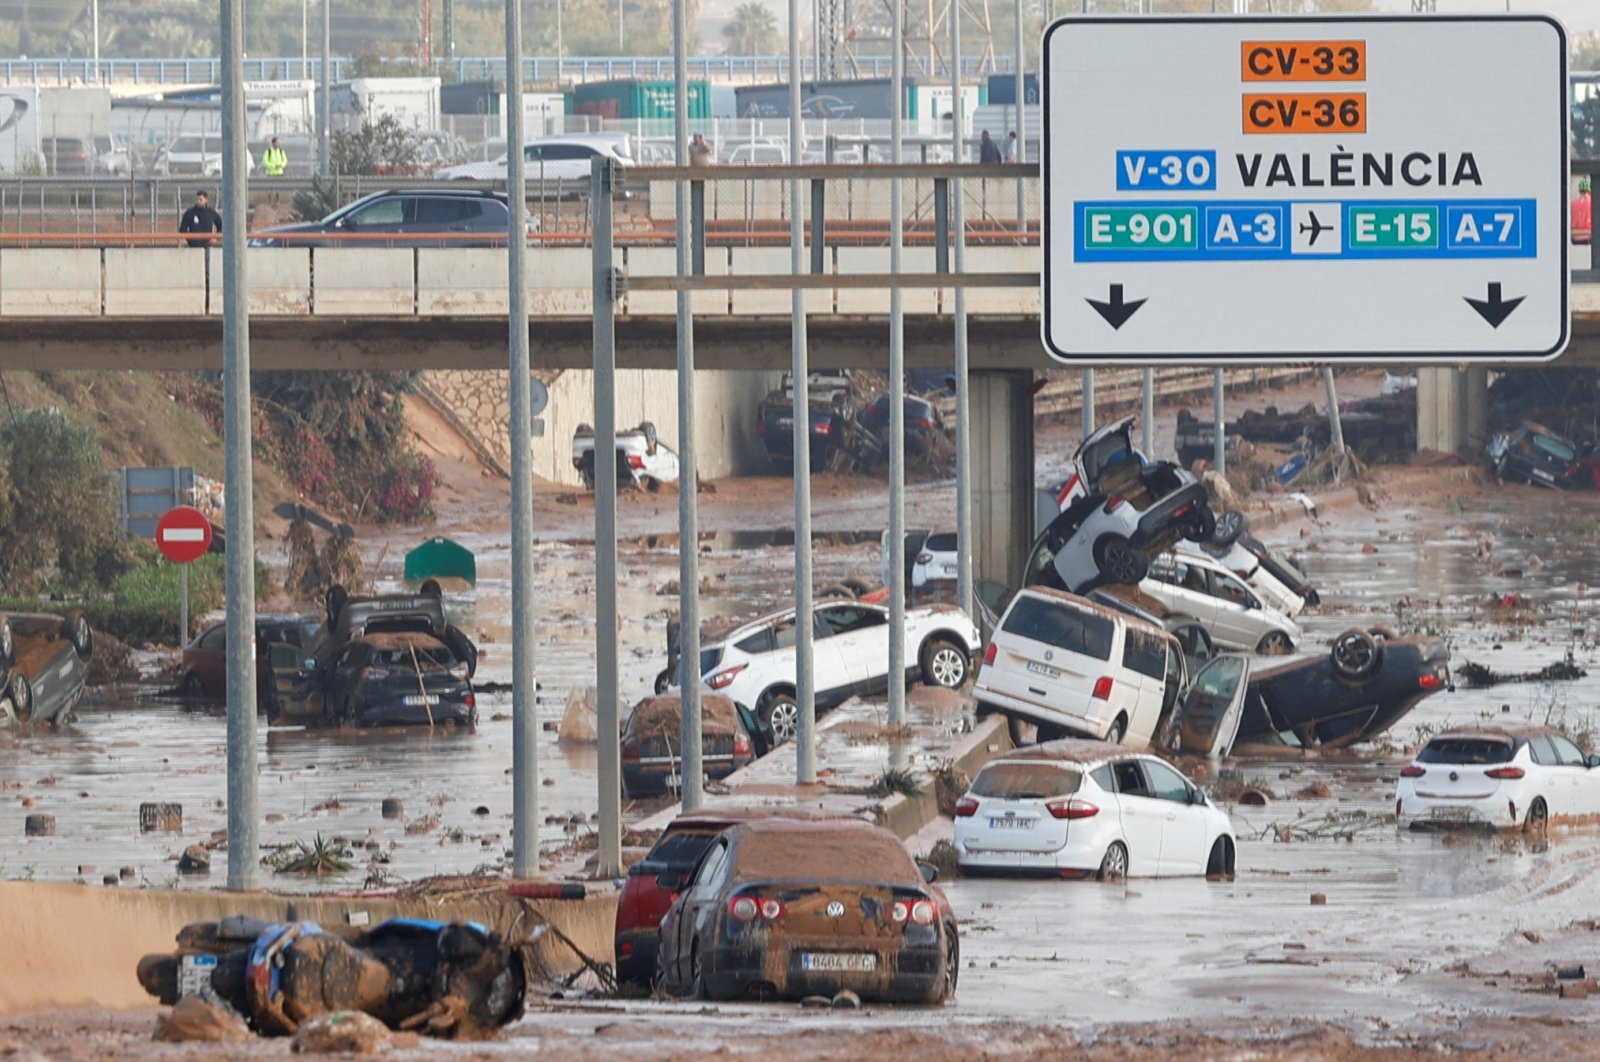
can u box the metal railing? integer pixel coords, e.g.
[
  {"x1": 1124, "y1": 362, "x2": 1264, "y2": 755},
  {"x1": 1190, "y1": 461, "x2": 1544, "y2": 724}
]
[{"x1": 0, "y1": 54, "x2": 1018, "y2": 88}]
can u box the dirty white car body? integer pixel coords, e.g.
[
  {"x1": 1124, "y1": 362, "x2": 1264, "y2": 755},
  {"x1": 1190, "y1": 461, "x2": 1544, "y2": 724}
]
[
  {"x1": 1179, "y1": 539, "x2": 1307, "y2": 618},
  {"x1": 1140, "y1": 550, "x2": 1302, "y2": 653},
  {"x1": 691, "y1": 600, "x2": 980, "y2": 744},
  {"x1": 571, "y1": 423, "x2": 680, "y2": 491},
  {"x1": 1396, "y1": 726, "x2": 1600, "y2": 830},
  {"x1": 954, "y1": 744, "x2": 1236, "y2": 879}
]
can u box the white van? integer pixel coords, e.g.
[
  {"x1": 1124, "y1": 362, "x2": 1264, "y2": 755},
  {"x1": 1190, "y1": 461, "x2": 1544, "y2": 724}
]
[{"x1": 974, "y1": 587, "x2": 1184, "y2": 749}]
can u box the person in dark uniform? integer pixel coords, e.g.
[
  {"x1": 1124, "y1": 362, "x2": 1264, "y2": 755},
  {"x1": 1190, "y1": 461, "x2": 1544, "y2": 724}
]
[{"x1": 178, "y1": 189, "x2": 222, "y2": 247}]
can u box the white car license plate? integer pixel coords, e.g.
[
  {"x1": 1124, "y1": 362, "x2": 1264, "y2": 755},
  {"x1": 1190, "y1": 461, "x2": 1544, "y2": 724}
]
[
  {"x1": 1533, "y1": 468, "x2": 1554, "y2": 482},
  {"x1": 664, "y1": 772, "x2": 680, "y2": 789},
  {"x1": 801, "y1": 952, "x2": 877, "y2": 973},
  {"x1": 1026, "y1": 661, "x2": 1061, "y2": 679},
  {"x1": 942, "y1": 565, "x2": 957, "y2": 576},
  {"x1": 402, "y1": 694, "x2": 440, "y2": 706},
  {"x1": 989, "y1": 817, "x2": 1033, "y2": 830},
  {"x1": 777, "y1": 418, "x2": 793, "y2": 429}
]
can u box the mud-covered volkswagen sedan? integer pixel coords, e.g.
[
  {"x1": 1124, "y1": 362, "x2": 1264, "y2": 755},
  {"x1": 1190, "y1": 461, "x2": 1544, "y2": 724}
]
[{"x1": 656, "y1": 819, "x2": 958, "y2": 1004}]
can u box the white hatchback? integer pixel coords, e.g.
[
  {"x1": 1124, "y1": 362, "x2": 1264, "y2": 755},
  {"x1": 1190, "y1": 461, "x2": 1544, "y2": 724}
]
[
  {"x1": 954, "y1": 744, "x2": 1236, "y2": 879},
  {"x1": 694, "y1": 600, "x2": 980, "y2": 744},
  {"x1": 1396, "y1": 726, "x2": 1600, "y2": 831},
  {"x1": 1140, "y1": 550, "x2": 1301, "y2": 655}
]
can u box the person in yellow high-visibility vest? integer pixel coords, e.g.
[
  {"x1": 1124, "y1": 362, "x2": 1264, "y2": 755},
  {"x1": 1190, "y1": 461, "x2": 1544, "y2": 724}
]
[{"x1": 262, "y1": 137, "x2": 288, "y2": 176}]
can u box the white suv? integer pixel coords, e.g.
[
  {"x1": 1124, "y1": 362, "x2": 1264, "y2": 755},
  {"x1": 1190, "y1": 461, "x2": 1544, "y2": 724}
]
[
  {"x1": 436, "y1": 133, "x2": 632, "y2": 189},
  {"x1": 1141, "y1": 550, "x2": 1301, "y2": 654},
  {"x1": 975, "y1": 587, "x2": 1184, "y2": 749},
  {"x1": 693, "y1": 600, "x2": 980, "y2": 744}
]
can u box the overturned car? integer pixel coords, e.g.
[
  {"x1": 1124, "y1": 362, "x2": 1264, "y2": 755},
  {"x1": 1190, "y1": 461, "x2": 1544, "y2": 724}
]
[
  {"x1": 0, "y1": 610, "x2": 93, "y2": 726},
  {"x1": 136, "y1": 915, "x2": 524, "y2": 1040}
]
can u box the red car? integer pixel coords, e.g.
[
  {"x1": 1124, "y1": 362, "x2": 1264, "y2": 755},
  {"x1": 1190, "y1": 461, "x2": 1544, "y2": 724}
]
[{"x1": 179, "y1": 614, "x2": 322, "y2": 700}]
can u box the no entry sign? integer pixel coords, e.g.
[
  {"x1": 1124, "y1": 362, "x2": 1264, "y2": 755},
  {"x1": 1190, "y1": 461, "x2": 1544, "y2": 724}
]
[{"x1": 155, "y1": 505, "x2": 213, "y2": 564}]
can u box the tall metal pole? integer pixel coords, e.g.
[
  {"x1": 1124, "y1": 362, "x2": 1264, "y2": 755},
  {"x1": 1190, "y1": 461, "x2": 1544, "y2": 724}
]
[
  {"x1": 591, "y1": 156, "x2": 622, "y2": 879},
  {"x1": 1141, "y1": 367, "x2": 1154, "y2": 456},
  {"x1": 319, "y1": 0, "x2": 331, "y2": 178},
  {"x1": 674, "y1": 0, "x2": 704, "y2": 811},
  {"x1": 951, "y1": 0, "x2": 973, "y2": 620},
  {"x1": 301, "y1": 0, "x2": 308, "y2": 78},
  {"x1": 91, "y1": 0, "x2": 99, "y2": 78},
  {"x1": 1013, "y1": 0, "x2": 1026, "y2": 222},
  {"x1": 1212, "y1": 367, "x2": 1226, "y2": 478},
  {"x1": 886, "y1": 0, "x2": 907, "y2": 727},
  {"x1": 507, "y1": 0, "x2": 541, "y2": 880},
  {"x1": 221, "y1": 0, "x2": 259, "y2": 893},
  {"x1": 790, "y1": 0, "x2": 817, "y2": 784},
  {"x1": 1081, "y1": 368, "x2": 1095, "y2": 437}
]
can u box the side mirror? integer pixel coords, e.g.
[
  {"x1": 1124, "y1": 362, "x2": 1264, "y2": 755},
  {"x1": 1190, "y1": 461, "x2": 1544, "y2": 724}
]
[{"x1": 917, "y1": 861, "x2": 939, "y2": 884}]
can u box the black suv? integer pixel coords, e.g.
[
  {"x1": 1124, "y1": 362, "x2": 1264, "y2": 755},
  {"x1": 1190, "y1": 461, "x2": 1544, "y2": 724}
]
[{"x1": 249, "y1": 188, "x2": 524, "y2": 248}]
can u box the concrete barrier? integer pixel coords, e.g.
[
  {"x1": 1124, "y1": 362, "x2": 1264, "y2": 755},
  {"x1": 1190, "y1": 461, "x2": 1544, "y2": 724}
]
[
  {"x1": 0, "y1": 249, "x2": 102, "y2": 316},
  {"x1": 728, "y1": 246, "x2": 830, "y2": 316},
  {"x1": 963, "y1": 246, "x2": 1039, "y2": 316},
  {"x1": 0, "y1": 881, "x2": 617, "y2": 1016},
  {"x1": 104, "y1": 249, "x2": 205, "y2": 316},
  {"x1": 836, "y1": 247, "x2": 940, "y2": 315},
  {"x1": 311, "y1": 248, "x2": 414, "y2": 315},
  {"x1": 624, "y1": 246, "x2": 726, "y2": 316},
  {"x1": 244, "y1": 248, "x2": 312, "y2": 315},
  {"x1": 418, "y1": 248, "x2": 510, "y2": 316},
  {"x1": 528, "y1": 247, "x2": 597, "y2": 317}
]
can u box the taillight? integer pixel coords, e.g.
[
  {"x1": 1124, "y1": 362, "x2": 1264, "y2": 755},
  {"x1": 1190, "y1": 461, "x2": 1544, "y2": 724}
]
[
  {"x1": 1045, "y1": 798, "x2": 1099, "y2": 820},
  {"x1": 954, "y1": 797, "x2": 978, "y2": 817},
  {"x1": 622, "y1": 741, "x2": 640, "y2": 763},
  {"x1": 1172, "y1": 503, "x2": 1192, "y2": 519},
  {"x1": 1486, "y1": 767, "x2": 1526, "y2": 779},
  {"x1": 708, "y1": 664, "x2": 747, "y2": 690},
  {"x1": 1091, "y1": 676, "x2": 1114, "y2": 700},
  {"x1": 982, "y1": 643, "x2": 997, "y2": 666},
  {"x1": 728, "y1": 896, "x2": 758, "y2": 922},
  {"x1": 815, "y1": 421, "x2": 832, "y2": 435},
  {"x1": 1418, "y1": 674, "x2": 1443, "y2": 690},
  {"x1": 759, "y1": 898, "x2": 784, "y2": 920},
  {"x1": 1102, "y1": 496, "x2": 1125, "y2": 514},
  {"x1": 464, "y1": 692, "x2": 475, "y2": 708},
  {"x1": 891, "y1": 899, "x2": 936, "y2": 926},
  {"x1": 916, "y1": 552, "x2": 932, "y2": 565},
  {"x1": 1399, "y1": 765, "x2": 1425, "y2": 778},
  {"x1": 914, "y1": 418, "x2": 934, "y2": 431},
  {"x1": 627, "y1": 455, "x2": 645, "y2": 469},
  {"x1": 733, "y1": 734, "x2": 752, "y2": 757}
]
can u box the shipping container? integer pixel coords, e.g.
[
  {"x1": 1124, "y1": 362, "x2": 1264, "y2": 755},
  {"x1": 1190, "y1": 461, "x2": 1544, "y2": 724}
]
[
  {"x1": 331, "y1": 77, "x2": 442, "y2": 132},
  {"x1": 985, "y1": 73, "x2": 1039, "y2": 107},
  {"x1": 569, "y1": 79, "x2": 710, "y2": 122},
  {"x1": 442, "y1": 80, "x2": 564, "y2": 139}
]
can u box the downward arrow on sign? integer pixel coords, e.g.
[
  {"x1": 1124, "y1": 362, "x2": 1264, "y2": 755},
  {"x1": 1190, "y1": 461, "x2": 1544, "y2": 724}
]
[
  {"x1": 1086, "y1": 284, "x2": 1147, "y2": 330},
  {"x1": 1464, "y1": 282, "x2": 1525, "y2": 329}
]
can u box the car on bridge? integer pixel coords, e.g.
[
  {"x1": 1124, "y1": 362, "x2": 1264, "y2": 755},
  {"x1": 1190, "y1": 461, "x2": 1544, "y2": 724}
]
[
  {"x1": 435, "y1": 133, "x2": 632, "y2": 193},
  {"x1": 249, "y1": 188, "x2": 529, "y2": 248}
]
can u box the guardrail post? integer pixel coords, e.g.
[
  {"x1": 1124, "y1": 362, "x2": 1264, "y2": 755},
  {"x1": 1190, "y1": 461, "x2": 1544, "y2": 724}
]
[
  {"x1": 934, "y1": 176, "x2": 949, "y2": 274},
  {"x1": 690, "y1": 179, "x2": 706, "y2": 275},
  {"x1": 810, "y1": 178, "x2": 825, "y2": 274}
]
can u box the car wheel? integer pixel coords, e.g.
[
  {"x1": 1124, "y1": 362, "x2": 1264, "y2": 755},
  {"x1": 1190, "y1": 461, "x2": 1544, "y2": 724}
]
[
  {"x1": 1093, "y1": 535, "x2": 1149, "y2": 587},
  {"x1": 1211, "y1": 510, "x2": 1248, "y2": 547},
  {"x1": 817, "y1": 582, "x2": 856, "y2": 600},
  {"x1": 1256, "y1": 631, "x2": 1294, "y2": 655},
  {"x1": 689, "y1": 941, "x2": 708, "y2": 1000},
  {"x1": 1096, "y1": 841, "x2": 1128, "y2": 882},
  {"x1": 1104, "y1": 714, "x2": 1127, "y2": 744},
  {"x1": 1330, "y1": 627, "x2": 1382, "y2": 680},
  {"x1": 9, "y1": 673, "x2": 32, "y2": 724},
  {"x1": 939, "y1": 922, "x2": 960, "y2": 1002},
  {"x1": 1182, "y1": 507, "x2": 1217, "y2": 543},
  {"x1": 62, "y1": 610, "x2": 93, "y2": 660},
  {"x1": 1206, "y1": 837, "x2": 1235, "y2": 879},
  {"x1": 759, "y1": 691, "x2": 799, "y2": 745},
  {"x1": 1369, "y1": 624, "x2": 1398, "y2": 641},
  {"x1": 180, "y1": 672, "x2": 205, "y2": 699},
  {"x1": 1525, "y1": 797, "x2": 1548, "y2": 834},
  {"x1": 919, "y1": 638, "x2": 968, "y2": 689},
  {"x1": 0, "y1": 616, "x2": 12, "y2": 672},
  {"x1": 654, "y1": 668, "x2": 672, "y2": 695},
  {"x1": 842, "y1": 577, "x2": 875, "y2": 597}
]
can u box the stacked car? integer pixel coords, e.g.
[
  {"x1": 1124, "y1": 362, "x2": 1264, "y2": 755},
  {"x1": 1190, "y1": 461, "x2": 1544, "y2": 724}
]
[{"x1": 0, "y1": 610, "x2": 94, "y2": 727}]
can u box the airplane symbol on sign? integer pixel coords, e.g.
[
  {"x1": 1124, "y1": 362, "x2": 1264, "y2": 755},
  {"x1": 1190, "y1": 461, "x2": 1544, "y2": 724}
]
[{"x1": 1298, "y1": 211, "x2": 1331, "y2": 246}]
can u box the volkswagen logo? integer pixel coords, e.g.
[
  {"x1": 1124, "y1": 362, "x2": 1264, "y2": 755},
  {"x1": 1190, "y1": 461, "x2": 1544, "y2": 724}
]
[
  {"x1": 1044, "y1": 650, "x2": 1054, "y2": 662},
  {"x1": 826, "y1": 901, "x2": 845, "y2": 918},
  {"x1": 1450, "y1": 770, "x2": 1459, "y2": 781}
]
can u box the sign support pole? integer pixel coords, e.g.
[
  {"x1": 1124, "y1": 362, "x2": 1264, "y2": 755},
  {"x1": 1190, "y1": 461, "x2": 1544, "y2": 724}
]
[
  {"x1": 791, "y1": 0, "x2": 817, "y2": 784},
  {"x1": 591, "y1": 156, "x2": 622, "y2": 880},
  {"x1": 179, "y1": 564, "x2": 188, "y2": 647},
  {"x1": 675, "y1": 0, "x2": 704, "y2": 812}
]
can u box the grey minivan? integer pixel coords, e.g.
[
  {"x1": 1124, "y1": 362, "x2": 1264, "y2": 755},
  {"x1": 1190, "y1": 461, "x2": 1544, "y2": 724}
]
[{"x1": 249, "y1": 188, "x2": 528, "y2": 248}]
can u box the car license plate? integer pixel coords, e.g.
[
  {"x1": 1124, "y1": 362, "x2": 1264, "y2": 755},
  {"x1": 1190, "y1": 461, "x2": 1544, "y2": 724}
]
[
  {"x1": 402, "y1": 694, "x2": 440, "y2": 706},
  {"x1": 1026, "y1": 661, "x2": 1061, "y2": 679},
  {"x1": 1533, "y1": 468, "x2": 1554, "y2": 482},
  {"x1": 801, "y1": 953, "x2": 877, "y2": 973},
  {"x1": 989, "y1": 817, "x2": 1033, "y2": 830},
  {"x1": 942, "y1": 565, "x2": 957, "y2": 576},
  {"x1": 664, "y1": 772, "x2": 680, "y2": 789},
  {"x1": 777, "y1": 418, "x2": 792, "y2": 430}
]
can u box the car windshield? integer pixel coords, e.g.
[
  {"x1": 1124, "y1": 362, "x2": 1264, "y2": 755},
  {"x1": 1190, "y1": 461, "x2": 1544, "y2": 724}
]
[
  {"x1": 647, "y1": 827, "x2": 724, "y2": 872},
  {"x1": 1532, "y1": 434, "x2": 1576, "y2": 462},
  {"x1": 971, "y1": 762, "x2": 1082, "y2": 799},
  {"x1": 370, "y1": 644, "x2": 457, "y2": 669},
  {"x1": 925, "y1": 532, "x2": 958, "y2": 552},
  {"x1": 1417, "y1": 738, "x2": 1514, "y2": 764},
  {"x1": 1081, "y1": 426, "x2": 1139, "y2": 484},
  {"x1": 170, "y1": 136, "x2": 214, "y2": 154},
  {"x1": 1001, "y1": 596, "x2": 1114, "y2": 660}
]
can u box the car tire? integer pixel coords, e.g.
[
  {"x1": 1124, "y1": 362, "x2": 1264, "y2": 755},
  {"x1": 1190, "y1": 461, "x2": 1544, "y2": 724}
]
[
  {"x1": 0, "y1": 616, "x2": 12, "y2": 672},
  {"x1": 61, "y1": 610, "x2": 93, "y2": 661},
  {"x1": 689, "y1": 942, "x2": 708, "y2": 1001},
  {"x1": 817, "y1": 582, "x2": 856, "y2": 600},
  {"x1": 935, "y1": 922, "x2": 960, "y2": 1003},
  {"x1": 1182, "y1": 507, "x2": 1217, "y2": 544},
  {"x1": 9, "y1": 673, "x2": 31, "y2": 724},
  {"x1": 842, "y1": 577, "x2": 875, "y2": 597},
  {"x1": 180, "y1": 672, "x2": 205, "y2": 699},
  {"x1": 759, "y1": 690, "x2": 800, "y2": 746},
  {"x1": 919, "y1": 637, "x2": 968, "y2": 689},
  {"x1": 1206, "y1": 837, "x2": 1236, "y2": 879},
  {"x1": 1092, "y1": 534, "x2": 1150, "y2": 587},
  {"x1": 654, "y1": 668, "x2": 672, "y2": 696},
  {"x1": 1330, "y1": 627, "x2": 1382, "y2": 680},
  {"x1": 1525, "y1": 797, "x2": 1548, "y2": 834},
  {"x1": 1210, "y1": 510, "x2": 1248, "y2": 547},
  {"x1": 1104, "y1": 714, "x2": 1127, "y2": 744},
  {"x1": 1096, "y1": 841, "x2": 1128, "y2": 882},
  {"x1": 1256, "y1": 631, "x2": 1294, "y2": 655},
  {"x1": 1369, "y1": 624, "x2": 1398, "y2": 641}
]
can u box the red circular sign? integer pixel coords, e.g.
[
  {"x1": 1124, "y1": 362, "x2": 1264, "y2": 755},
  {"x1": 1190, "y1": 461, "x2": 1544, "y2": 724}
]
[{"x1": 154, "y1": 505, "x2": 214, "y2": 564}]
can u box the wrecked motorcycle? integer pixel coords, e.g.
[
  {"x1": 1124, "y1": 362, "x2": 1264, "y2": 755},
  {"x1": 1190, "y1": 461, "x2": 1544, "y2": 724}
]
[{"x1": 137, "y1": 915, "x2": 525, "y2": 1040}]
